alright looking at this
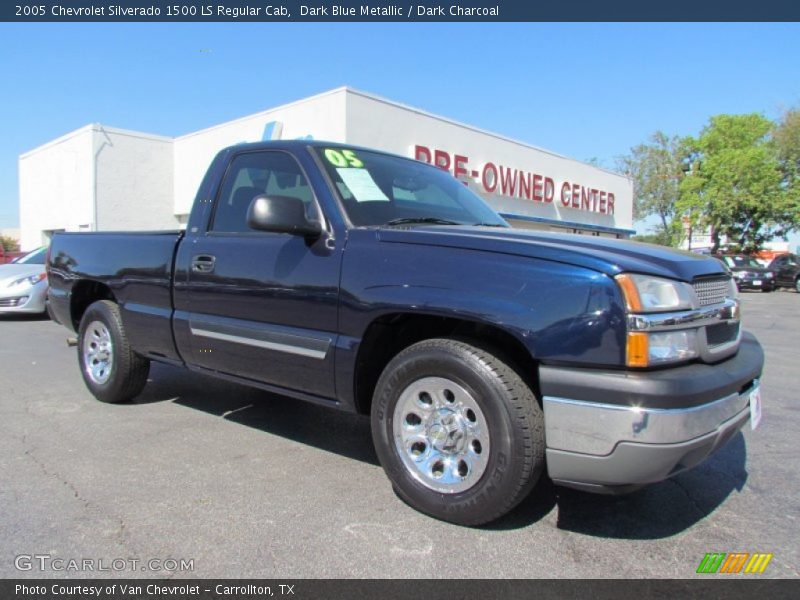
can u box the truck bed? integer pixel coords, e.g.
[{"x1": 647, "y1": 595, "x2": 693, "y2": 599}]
[{"x1": 47, "y1": 230, "x2": 184, "y2": 362}]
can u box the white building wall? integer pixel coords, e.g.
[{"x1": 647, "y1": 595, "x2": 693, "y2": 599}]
[
  {"x1": 343, "y1": 89, "x2": 633, "y2": 233},
  {"x1": 93, "y1": 127, "x2": 176, "y2": 232},
  {"x1": 173, "y1": 89, "x2": 348, "y2": 216},
  {"x1": 19, "y1": 126, "x2": 95, "y2": 251}
]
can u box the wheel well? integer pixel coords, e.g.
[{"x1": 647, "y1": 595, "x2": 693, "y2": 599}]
[
  {"x1": 353, "y1": 313, "x2": 539, "y2": 415},
  {"x1": 70, "y1": 281, "x2": 115, "y2": 329}
]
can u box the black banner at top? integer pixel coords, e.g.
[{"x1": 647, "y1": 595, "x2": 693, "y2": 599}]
[{"x1": 3, "y1": 0, "x2": 800, "y2": 22}]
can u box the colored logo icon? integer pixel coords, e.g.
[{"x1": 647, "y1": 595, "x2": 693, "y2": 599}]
[{"x1": 696, "y1": 553, "x2": 773, "y2": 574}]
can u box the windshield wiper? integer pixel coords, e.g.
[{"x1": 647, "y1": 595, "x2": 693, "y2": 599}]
[
  {"x1": 473, "y1": 222, "x2": 506, "y2": 227},
  {"x1": 384, "y1": 217, "x2": 462, "y2": 226}
]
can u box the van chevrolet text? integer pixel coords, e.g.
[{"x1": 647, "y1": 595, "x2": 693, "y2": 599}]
[{"x1": 47, "y1": 141, "x2": 764, "y2": 525}]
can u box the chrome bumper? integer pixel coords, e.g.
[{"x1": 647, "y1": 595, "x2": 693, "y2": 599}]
[{"x1": 543, "y1": 380, "x2": 758, "y2": 491}]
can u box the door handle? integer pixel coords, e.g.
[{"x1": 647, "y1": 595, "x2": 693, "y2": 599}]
[{"x1": 191, "y1": 254, "x2": 216, "y2": 273}]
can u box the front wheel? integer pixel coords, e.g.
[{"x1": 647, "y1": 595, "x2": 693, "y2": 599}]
[
  {"x1": 77, "y1": 300, "x2": 150, "y2": 403},
  {"x1": 371, "y1": 338, "x2": 545, "y2": 526}
]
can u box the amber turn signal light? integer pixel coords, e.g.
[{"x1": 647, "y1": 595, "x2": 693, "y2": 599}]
[
  {"x1": 626, "y1": 332, "x2": 649, "y2": 367},
  {"x1": 615, "y1": 274, "x2": 643, "y2": 312}
]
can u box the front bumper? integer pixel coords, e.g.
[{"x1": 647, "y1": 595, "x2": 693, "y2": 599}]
[
  {"x1": 541, "y1": 332, "x2": 764, "y2": 493},
  {"x1": 0, "y1": 281, "x2": 48, "y2": 314}
]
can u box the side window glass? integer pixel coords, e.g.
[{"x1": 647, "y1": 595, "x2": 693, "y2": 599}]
[{"x1": 212, "y1": 152, "x2": 318, "y2": 233}]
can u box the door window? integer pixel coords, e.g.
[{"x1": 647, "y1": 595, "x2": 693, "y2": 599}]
[{"x1": 211, "y1": 152, "x2": 317, "y2": 233}]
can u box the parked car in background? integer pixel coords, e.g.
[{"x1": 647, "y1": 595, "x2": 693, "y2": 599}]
[
  {"x1": 753, "y1": 249, "x2": 787, "y2": 268},
  {"x1": 768, "y1": 253, "x2": 800, "y2": 292},
  {"x1": 0, "y1": 246, "x2": 49, "y2": 314},
  {"x1": 715, "y1": 254, "x2": 775, "y2": 292}
]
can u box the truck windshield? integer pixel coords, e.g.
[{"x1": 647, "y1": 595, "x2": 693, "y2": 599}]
[{"x1": 314, "y1": 147, "x2": 507, "y2": 228}]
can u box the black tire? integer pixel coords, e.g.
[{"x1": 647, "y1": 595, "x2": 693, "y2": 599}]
[
  {"x1": 795, "y1": 278, "x2": 800, "y2": 293},
  {"x1": 77, "y1": 300, "x2": 150, "y2": 403},
  {"x1": 371, "y1": 338, "x2": 545, "y2": 526}
]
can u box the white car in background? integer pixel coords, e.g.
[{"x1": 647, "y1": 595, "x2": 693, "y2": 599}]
[{"x1": 0, "y1": 247, "x2": 48, "y2": 315}]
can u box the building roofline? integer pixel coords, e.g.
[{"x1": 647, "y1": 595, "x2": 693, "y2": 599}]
[
  {"x1": 20, "y1": 123, "x2": 171, "y2": 158},
  {"x1": 91, "y1": 124, "x2": 173, "y2": 143},
  {"x1": 342, "y1": 87, "x2": 631, "y2": 181},
  {"x1": 19, "y1": 124, "x2": 95, "y2": 158},
  {"x1": 175, "y1": 86, "x2": 350, "y2": 142}
]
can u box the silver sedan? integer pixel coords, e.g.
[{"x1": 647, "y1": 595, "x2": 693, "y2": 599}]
[{"x1": 0, "y1": 247, "x2": 48, "y2": 315}]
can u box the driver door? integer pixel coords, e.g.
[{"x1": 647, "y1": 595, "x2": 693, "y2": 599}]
[{"x1": 179, "y1": 150, "x2": 341, "y2": 399}]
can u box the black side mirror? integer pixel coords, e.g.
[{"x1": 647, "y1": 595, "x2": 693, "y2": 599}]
[{"x1": 246, "y1": 194, "x2": 322, "y2": 238}]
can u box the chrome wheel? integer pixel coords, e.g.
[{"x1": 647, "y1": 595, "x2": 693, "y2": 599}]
[
  {"x1": 393, "y1": 377, "x2": 490, "y2": 494},
  {"x1": 82, "y1": 320, "x2": 114, "y2": 385}
]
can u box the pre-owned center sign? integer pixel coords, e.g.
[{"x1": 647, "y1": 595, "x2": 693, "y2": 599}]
[{"x1": 414, "y1": 145, "x2": 616, "y2": 215}]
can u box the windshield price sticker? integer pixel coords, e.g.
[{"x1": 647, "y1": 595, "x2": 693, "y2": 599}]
[
  {"x1": 324, "y1": 148, "x2": 364, "y2": 168},
  {"x1": 336, "y1": 168, "x2": 389, "y2": 203}
]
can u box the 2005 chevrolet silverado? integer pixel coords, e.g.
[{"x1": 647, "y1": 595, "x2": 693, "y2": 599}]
[{"x1": 47, "y1": 141, "x2": 764, "y2": 525}]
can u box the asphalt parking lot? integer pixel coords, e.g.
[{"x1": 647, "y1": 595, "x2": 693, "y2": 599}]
[{"x1": 1, "y1": 290, "x2": 798, "y2": 579}]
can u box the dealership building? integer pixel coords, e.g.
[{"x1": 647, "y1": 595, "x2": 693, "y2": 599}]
[{"x1": 18, "y1": 87, "x2": 633, "y2": 251}]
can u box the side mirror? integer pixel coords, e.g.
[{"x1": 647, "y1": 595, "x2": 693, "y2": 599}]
[{"x1": 246, "y1": 194, "x2": 322, "y2": 238}]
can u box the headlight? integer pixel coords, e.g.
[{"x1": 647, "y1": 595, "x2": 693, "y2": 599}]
[
  {"x1": 736, "y1": 271, "x2": 746, "y2": 279},
  {"x1": 616, "y1": 273, "x2": 701, "y2": 368},
  {"x1": 8, "y1": 273, "x2": 46, "y2": 288},
  {"x1": 615, "y1": 274, "x2": 693, "y2": 313},
  {"x1": 626, "y1": 330, "x2": 699, "y2": 367},
  {"x1": 765, "y1": 272, "x2": 774, "y2": 279}
]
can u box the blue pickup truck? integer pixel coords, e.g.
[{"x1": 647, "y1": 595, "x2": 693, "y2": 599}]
[{"x1": 47, "y1": 141, "x2": 764, "y2": 525}]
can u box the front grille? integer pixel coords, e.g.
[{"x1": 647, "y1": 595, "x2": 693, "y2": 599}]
[
  {"x1": 0, "y1": 296, "x2": 28, "y2": 308},
  {"x1": 706, "y1": 321, "x2": 740, "y2": 346},
  {"x1": 692, "y1": 277, "x2": 730, "y2": 306}
]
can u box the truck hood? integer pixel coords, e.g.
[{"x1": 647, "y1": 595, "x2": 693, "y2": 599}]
[{"x1": 377, "y1": 226, "x2": 726, "y2": 281}]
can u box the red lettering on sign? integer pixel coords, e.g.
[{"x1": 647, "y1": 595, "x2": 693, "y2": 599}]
[
  {"x1": 518, "y1": 171, "x2": 531, "y2": 200},
  {"x1": 581, "y1": 186, "x2": 591, "y2": 211},
  {"x1": 532, "y1": 174, "x2": 543, "y2": 202},
  {"x1": 453, "y1": 154, "x2": 469, "y2": 183},
  {"x1": 499, "y1": 166, "x2": 518, "y2": 196},
  {"x1": 434, "y1": 150, "x2": 451, "y2": 172},
  {"x1": 482, "y1": 163, "x2": 498, "y2": 193},
  {"x1": 561, "y1": 182, "x2": 571, "y2": 207},
  {"x1": 414, "y1": 145, "x2": 431, "y2": 163},
  {"x1": 544, "y1": 177, "x2": 554, "y2": 203},
  {"x1": 412, "y1": 144, "x2": 618, "y2": 216}
]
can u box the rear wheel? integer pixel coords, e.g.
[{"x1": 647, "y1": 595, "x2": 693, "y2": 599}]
[
  {"x1": 371, "y1": 338, "x2": 545, "y2": 526},
  {"x1": 77, "y1": 300, "x2": 150, "y2": 403},
  {"x1": 795, "y1": 277, "x2": 800, "y2": 293}
]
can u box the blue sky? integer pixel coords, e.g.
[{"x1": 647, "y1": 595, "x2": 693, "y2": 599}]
[{"x1": 1, "y1": 22, "x2": 798, "y2": 243}]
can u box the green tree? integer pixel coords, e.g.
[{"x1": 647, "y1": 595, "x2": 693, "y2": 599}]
[
  {"x1": 773, "y1": 107, "x2": 800, "y2": 173},
  {"x1": 631, "y1": 232, "x2": 674, "y2": 247},
  {"x1": 618, "y1": 131, "x2": 685, "y2": 246},
  {"x1": 677, "y1": 113, "x2": 797, "y2": 254},
  {"x1": 0, "y1": 235, "x2": 19, "y2": 252}
]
